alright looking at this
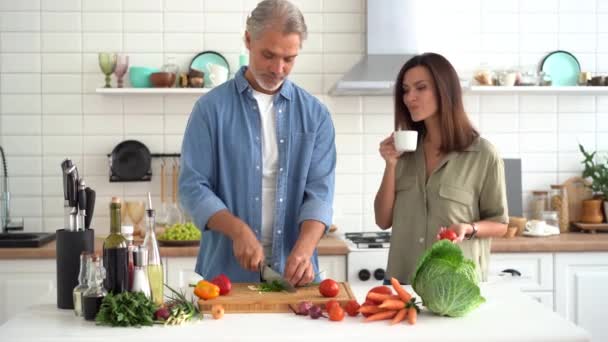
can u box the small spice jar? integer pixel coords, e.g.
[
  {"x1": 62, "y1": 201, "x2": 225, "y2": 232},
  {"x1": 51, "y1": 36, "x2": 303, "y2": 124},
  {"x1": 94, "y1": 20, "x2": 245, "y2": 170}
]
[
  {"x1": 530, "y1": 191, "x2": 549, "y2": 221},
  {"x1": 550, "y1": 184, "x2": 569, "y2": 233}
]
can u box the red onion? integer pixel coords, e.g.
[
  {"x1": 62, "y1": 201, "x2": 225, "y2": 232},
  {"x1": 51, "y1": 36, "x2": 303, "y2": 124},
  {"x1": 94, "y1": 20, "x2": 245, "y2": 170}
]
[
  {"x1": 296, "y1": 301, "x2": 313, "y2": 315},
  {"x1": 309, "y1": 305, "x2": 326, "y2": 319}
]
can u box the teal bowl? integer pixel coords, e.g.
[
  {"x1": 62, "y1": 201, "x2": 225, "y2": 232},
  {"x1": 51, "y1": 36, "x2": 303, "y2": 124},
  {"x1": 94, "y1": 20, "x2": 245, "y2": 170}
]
[{"x1": 129, "y1": 66, "x2": 160, "y2": 88}]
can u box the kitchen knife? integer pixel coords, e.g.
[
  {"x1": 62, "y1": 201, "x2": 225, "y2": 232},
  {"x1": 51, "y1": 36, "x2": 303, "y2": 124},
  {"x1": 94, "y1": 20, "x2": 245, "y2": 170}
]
[
  {"x1": 60, "y1": 159, "x2": 73, "y2": 204},
  {"x1": 259, "y1": 263, "x2": 297, "y2": 293},
  {"x1": 68, "y1": 165, "x2": 79, "y2": 208},
  {"x1": 84, "y1": 187, "x2": 95, "y2": 229},
  {"x1": 76, "y1": 178, "x2": 86, "y2": 231}
]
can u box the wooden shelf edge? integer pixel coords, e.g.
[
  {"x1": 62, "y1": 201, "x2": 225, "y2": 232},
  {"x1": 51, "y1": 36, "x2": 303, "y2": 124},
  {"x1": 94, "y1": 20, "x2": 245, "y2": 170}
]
[{"x1": 95, "y1": 88, "x2": 211, "y2": 94}]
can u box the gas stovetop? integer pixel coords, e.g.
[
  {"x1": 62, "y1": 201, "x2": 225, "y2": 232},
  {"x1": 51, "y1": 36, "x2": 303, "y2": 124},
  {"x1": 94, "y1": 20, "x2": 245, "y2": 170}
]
[{"x1": 344, "y1": 232, "x2": 391, "y2": 249}]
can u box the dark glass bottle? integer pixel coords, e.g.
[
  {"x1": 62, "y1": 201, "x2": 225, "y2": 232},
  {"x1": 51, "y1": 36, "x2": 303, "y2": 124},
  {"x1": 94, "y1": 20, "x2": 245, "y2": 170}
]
[
  {"x1": 103, "y1": 197, "x2": 128, "y2": 294},
  {"x1": 82, "y1": 254, "x2": 106, "y2": 321}
]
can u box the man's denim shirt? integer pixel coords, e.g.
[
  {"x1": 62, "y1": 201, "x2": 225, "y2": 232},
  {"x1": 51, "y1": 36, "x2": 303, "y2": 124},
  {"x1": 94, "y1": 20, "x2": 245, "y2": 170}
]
[{"x1": 179, "y1": 66, "x2": 336, "y2": 282}]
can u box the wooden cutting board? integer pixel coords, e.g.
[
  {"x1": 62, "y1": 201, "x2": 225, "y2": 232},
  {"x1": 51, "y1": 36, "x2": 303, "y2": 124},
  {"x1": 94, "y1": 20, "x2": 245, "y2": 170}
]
[
  {"x1": 198, "y1": 282, "x2": 356, "y2": 313},
  {"x1": 562, "y1": 176, "x2": 593, "y2": 224}
]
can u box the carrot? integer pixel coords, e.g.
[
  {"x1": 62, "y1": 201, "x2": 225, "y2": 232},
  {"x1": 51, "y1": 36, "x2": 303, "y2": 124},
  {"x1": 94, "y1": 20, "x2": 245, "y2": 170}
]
[
  {"x1": 407, "y1": 307, "x2": 417, "y2": 325},
  {"x1": 378, "y1": 299, "x2": 406, "y2": 310},
  {"x1": 390, "y1": 308, "x2": 407, "y2": 325},
  {"x1": 366, "y1": 292, "x2": 393, "y2": 302},
  {"x1": 364, "y1": 310, "x2": 398, "y2": 322},
  {"x1": 391, "y1": 277, "x2": 412, "y2": 302},
  {"x1": 358, "y1": 305, "x2": 383, "y2": 314}
]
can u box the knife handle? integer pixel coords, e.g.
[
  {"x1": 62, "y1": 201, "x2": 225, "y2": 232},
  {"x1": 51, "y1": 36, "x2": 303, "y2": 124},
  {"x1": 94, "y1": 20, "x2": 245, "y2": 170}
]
[{"x1": 84, "y1": 187, "x2": 96, "y2": 229}]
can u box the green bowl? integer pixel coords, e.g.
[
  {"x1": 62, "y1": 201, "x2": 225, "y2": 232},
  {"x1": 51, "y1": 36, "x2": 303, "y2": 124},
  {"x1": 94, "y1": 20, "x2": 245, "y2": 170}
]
[{"x1": 129, "y1": 66, "x2": 160, "y2": 88}]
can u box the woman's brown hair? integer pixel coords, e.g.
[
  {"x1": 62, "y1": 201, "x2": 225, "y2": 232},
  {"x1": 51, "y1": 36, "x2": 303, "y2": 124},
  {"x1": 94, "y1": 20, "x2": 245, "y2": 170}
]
[{"x1": 394, "y1": 52, "x2": 478, "y2": 153}]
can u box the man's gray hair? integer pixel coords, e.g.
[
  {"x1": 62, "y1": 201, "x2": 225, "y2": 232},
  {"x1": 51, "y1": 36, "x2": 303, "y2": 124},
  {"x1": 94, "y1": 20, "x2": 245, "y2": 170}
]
[{"x1": 246, "y1": 0, "x2": 308, "y2": 41}]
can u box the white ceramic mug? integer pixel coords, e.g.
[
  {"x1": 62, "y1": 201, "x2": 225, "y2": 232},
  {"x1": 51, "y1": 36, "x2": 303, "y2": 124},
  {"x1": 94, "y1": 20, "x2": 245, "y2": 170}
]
[
  {"x1": 525, "y1": 220, "x2": 546, "y2": 235},
  {"x1": 393, "y1": 130, "x2": 418, "y2": 152},
  {"x1": 207, "y1": 63, "x2": 228, "y2": 87}
]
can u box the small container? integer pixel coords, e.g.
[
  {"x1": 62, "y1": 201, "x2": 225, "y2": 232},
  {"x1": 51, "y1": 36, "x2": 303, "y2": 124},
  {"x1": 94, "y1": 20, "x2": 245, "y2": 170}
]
[
  {"x1": 542, "y1": 210, "x2": 559, "y2": 228},
  {"x1": 529, "y1": 191, "x2": 549, "y2": 221},
  {"x1": 131, "y1": 246, "x2": 151, "y2": 297},
  {"x1": 550, "y1": 185, "x2": 569, "y2": 233},
  {"x1": 82, "y1": 255, "x2": 106, "y2": 321}
]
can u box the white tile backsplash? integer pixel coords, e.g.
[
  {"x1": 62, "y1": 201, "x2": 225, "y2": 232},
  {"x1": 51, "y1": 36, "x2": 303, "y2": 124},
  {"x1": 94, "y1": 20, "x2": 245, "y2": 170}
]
[
  {"x1": 42, "y1": 12, "x2": 81, "y2": 32},
  {"x1": 41, "y1": 0, "x2": 81, "y2": 12},
  {"x1": 0, "y1": 12, "x2": 41, "y2": 31},
  {"x1": 83, "y1": 13, "x2": 123, "y2": 32},
  {"x1": 1, "y1": 53, "x2": 41, "y2": 73},
  {"x1": 1, "y1": 33, "x2": 41, "y2": 52},
  {"x1": 124, "y1": 13, "x2": 163, "y2": 33},
  {"x1": 2, "y1": 115, "x2": 42, "y2": 135},
  {"x1": 2, "y1": 1, "x2": 608, "y2": 229},
  {"x1": 42, "y1": 53, "x2": 82, "y2": 73},
  {"x1": 41, "y1": 33, "x2": 82, "y2": 53},
  {"x1": 83, "y1": 0, "x2": 122, "y2": 12},
  {"x1": 0, "y1": 0, "x2": 40, "y2": 11}
]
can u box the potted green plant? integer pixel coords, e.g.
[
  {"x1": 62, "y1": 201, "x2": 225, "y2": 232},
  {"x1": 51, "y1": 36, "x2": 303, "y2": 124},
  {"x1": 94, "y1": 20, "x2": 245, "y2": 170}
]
[{"x1": 579, "y1": 144, "x2": 608, "y2": 223}]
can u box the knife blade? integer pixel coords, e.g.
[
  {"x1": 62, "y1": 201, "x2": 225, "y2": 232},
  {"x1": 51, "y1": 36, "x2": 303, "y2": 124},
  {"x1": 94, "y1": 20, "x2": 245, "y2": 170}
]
[
  {"x1": 259, "y1": 263, "x2": 297, "y2": 293},
  {"x1": 76, "y1": 178, "x2": 86, "y2": 231},
  {"x1": 84, "y1": 187, "x2": 95, "y2": 229}
]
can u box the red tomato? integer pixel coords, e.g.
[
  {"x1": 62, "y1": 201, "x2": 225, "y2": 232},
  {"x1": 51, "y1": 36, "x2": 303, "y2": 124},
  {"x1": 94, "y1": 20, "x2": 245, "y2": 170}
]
[
  {"x1": 319, "y1": 279, "x2": 340, "y2": 298},
  {"x1": 325, "y1": 299, "x2": 340, "y2": 313},
  {"x1": 328, "y1": 306, "x2": 345, "y2": 321},
  {"x1": 439, "y1": 229, "x2": 458, "y2": 241},
  {"x1": 344, "y1": 300, "x2": 360, "y2": 317},
  {"x1": 365, "y1": 286, "x2": 393, "y2": 304}
]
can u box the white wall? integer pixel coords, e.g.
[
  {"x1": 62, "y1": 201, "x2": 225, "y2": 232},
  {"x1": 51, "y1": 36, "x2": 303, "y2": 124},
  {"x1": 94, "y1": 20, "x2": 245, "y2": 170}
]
[{"x1": 0, "y1": 0, "x2": 607, "y2": 235}]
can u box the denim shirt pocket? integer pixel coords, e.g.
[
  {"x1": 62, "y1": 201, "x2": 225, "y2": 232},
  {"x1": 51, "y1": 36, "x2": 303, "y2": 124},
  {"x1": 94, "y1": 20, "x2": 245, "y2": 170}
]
[
  {"x1": 289, "y1": 132, "x2": 315, "y2": 182},
  {"x1": 438, "y1": 184, "x2": 474, "y2": 223}
]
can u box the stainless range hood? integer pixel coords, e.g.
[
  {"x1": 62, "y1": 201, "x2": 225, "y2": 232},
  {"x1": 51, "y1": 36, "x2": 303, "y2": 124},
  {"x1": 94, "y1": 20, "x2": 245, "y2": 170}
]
[{"x1": 331, "y1": 0, "x2": 418, "y2": 96}]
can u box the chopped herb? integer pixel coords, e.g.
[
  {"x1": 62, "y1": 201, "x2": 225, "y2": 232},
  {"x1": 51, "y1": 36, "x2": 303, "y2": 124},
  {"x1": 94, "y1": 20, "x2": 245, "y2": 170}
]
[{"x1": 249, "y1": 280, "x2": 286, "y2": 292}]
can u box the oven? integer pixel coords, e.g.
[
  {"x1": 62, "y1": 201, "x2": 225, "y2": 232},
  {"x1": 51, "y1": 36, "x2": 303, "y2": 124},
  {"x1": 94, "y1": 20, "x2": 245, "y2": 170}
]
[{"x1": 345, "y1": 232, "x2": 390, "y2": 287}]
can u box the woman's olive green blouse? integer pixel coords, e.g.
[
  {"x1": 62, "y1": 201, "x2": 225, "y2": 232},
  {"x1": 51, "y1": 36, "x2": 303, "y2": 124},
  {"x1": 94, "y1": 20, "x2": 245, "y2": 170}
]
[{"x1": 388, "y1": 137, "x2": 508, "y2": 283}]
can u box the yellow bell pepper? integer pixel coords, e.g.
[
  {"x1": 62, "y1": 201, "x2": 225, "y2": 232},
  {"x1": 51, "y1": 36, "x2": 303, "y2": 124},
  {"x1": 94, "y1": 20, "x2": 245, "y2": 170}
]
[{"x1": 194, "y1": 280, "x2": 220, "y2": 300}]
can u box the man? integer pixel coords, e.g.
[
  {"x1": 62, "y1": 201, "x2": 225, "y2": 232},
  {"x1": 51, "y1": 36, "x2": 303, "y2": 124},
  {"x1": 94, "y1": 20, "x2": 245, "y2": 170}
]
[{"x1": 179, "y1": 0, "x2": 336, "y2": 286}]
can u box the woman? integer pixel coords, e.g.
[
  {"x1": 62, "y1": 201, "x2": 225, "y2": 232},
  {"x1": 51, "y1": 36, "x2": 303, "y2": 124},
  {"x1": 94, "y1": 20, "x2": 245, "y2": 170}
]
[{"x1": 374, "y1": 53, "x2": 508, "y2": 284}]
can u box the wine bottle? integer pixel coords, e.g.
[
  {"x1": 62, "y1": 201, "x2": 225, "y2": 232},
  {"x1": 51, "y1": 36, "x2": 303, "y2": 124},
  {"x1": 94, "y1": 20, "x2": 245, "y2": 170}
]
[{"x1": 102, "y1": 197, "x2": 128, "y2": 294}]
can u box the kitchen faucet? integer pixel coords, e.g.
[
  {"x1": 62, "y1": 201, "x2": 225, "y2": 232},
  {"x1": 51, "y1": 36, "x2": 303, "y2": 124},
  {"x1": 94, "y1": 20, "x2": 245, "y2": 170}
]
[{"x1": 0, "y1": 146, "x2": 24, "y2": 233}]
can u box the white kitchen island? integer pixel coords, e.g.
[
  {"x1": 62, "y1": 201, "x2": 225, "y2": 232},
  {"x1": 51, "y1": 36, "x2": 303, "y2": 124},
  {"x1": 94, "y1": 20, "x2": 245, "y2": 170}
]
[{"x1": 0, "y1": 283, "x2": 590, "y2": 342}]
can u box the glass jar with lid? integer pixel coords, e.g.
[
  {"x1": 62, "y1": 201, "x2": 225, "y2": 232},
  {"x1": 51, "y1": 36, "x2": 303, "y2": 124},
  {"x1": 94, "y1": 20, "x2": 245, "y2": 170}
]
[
  {"x1": 550, "y1": 184, "x2": 569, "y2": 232},
  {"x1": 530, "y1": 191, "x2": 548, "y2": 220}
]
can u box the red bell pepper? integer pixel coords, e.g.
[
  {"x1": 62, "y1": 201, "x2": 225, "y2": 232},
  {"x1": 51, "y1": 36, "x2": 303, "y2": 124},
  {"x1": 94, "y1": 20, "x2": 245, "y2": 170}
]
[{"x1": 211, "y1": 273, "x2": 232, "y2": 295}]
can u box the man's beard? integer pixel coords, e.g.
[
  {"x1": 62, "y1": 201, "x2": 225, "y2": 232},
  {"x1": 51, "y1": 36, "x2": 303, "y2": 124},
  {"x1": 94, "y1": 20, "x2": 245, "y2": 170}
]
[{"x1": 251, "y1": 68, "x2": 284, "y2": 92}]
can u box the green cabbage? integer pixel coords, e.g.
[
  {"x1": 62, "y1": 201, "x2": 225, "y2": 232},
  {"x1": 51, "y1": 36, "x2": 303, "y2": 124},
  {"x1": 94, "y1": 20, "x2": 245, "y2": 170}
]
[{"x1": 411, "y1": 240, "x2": 485, "y2": 317}]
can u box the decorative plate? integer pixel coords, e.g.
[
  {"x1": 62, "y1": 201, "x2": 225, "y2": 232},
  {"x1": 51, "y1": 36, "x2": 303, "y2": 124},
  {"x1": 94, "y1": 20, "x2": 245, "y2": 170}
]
[
  {"x1": 540, "y1": 50, "x2": 581, "y2": 86},
  {"x1": 189, "y1": 51, "x2": 231, "y2": 88}
]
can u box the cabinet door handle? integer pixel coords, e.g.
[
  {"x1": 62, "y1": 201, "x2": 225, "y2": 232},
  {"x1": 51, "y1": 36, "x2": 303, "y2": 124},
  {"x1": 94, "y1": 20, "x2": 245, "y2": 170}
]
[{"x1": 501, "y1": 268, "x2": 522, "y2": 277}]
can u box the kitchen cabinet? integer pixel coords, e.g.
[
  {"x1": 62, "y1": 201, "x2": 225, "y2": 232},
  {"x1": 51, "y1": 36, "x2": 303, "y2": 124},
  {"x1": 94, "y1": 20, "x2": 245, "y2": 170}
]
[
  {"x1": 489, "y1": 252, "x2": 554, "y2": 310},
  {"x1": 0, "y1": 259, "x2": 57, "y2": 324},
  {"x1": 555, "y1": 252, "x2": 608, "y2": 342}
]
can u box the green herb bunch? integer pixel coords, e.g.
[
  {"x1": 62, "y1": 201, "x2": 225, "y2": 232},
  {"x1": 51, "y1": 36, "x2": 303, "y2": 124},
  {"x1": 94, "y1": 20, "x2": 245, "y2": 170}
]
[
  {"x1": 95, "y1": 291, "x2": 157, "y2": 327},
  {"x1": 579, "y1": 144, "x2": 608, "y2": 196}
]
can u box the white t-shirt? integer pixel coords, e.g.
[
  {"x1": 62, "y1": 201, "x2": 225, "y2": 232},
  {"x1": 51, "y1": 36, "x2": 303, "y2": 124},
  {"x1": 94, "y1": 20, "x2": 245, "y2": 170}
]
[{"x1": 252, "y1": 90, "x2": 278, "y2": 259}]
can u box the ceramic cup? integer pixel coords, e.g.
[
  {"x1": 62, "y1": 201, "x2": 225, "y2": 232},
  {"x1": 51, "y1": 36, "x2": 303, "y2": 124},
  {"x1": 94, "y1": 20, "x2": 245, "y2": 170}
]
[
  {"x1": 525, "y1": 220, "x2": 546, "y2": 235},
  {"x1": 394, "y1": 130, "x2": 418, "y2": 152},
  {"x1": 207, "y1": 63, "x2": 228, "y2": 87}
]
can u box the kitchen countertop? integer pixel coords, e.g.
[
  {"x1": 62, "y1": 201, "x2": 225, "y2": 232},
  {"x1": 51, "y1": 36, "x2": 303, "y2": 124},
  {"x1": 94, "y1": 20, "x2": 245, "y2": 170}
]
[
  {"x1": 0, "y1": 283, "x2": 589, "y2": 342},
  {"x1": 491, "y1": 232, "x2": 608, "y2": 253},
  {"x1": 0, "y1": 234, "x2": 349, "y2": 260},
  {"x1": 2, "y1": 232, "x2": 607, "y2": 260}
]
